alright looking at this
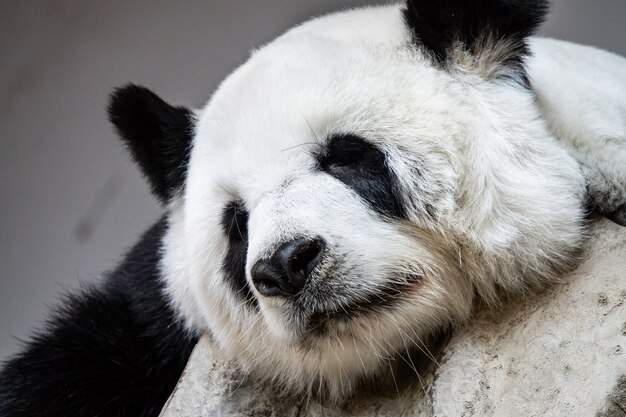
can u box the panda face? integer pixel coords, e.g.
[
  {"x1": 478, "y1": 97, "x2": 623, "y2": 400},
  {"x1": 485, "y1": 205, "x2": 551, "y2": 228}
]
[{"x1": 157, "y1": 4, "x2": 586, "y2": 399}]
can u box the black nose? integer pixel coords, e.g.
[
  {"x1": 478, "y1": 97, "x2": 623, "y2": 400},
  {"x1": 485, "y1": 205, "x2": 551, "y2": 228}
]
[{"x1": 251, "y1": 237, "x2": 325, "y2": 297}]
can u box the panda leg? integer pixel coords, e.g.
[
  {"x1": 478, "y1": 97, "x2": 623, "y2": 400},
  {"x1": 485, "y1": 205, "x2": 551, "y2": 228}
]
[{"x1": 528, "y1": 40, "x2": 626, "y2": 226}]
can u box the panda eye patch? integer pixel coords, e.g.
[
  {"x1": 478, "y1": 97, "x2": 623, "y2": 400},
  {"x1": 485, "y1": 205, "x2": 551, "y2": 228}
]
[
  {"x1": 316, "y1": 134, "x2": 407, "y2": 219},
  {"x1": 220, "y1": 200, "x2": 256, "y2": 306},
  {"x1": 222, "y1": 200, "x2": 249, "y2": 242},
  {"x1": 317, "y1": 134, "x2": 371, "y2": 167}
]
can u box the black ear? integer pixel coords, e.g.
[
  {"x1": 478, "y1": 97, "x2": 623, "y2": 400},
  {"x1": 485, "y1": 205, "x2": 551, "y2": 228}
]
[
  {"x1": 108, "y1": 84, "x2": 194, "y2": 203},
  {"x1": 404, "y1": 0, "x2": 549, "y2": 83}
]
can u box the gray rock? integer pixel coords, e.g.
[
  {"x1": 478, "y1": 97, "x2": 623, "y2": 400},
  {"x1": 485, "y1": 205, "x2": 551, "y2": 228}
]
[{"x1": 161, "y1": 218, "x2": 626, "y2": 417}]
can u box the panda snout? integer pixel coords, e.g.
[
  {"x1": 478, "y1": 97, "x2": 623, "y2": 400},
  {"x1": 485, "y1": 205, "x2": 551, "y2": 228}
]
[{"x1": 251, "y1": 237, "x2": 326, "y2": 297}]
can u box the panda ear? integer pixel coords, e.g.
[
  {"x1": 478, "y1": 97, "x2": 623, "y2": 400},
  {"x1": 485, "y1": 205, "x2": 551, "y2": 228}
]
[
  {"x1": 108, "y1": 84, "x2": 194, "y2": 203},
  {"x1": 404, "y1": 0, "x2": 549, "y2": 84}
]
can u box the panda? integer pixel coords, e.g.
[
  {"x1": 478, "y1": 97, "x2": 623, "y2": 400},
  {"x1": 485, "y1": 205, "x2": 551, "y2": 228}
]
[{"x1": 1, "y1": 0, "x2": 626, "y2": 415}]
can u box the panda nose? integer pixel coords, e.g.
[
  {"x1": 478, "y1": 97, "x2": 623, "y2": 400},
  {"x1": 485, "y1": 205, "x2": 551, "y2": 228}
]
[{"x1": 251, "y1": 238, "x2": 325, "y2": 297}]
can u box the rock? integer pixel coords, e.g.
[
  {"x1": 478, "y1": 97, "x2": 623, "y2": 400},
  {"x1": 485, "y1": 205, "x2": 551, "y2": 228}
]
[{"x1": 160, "y1": 218, "x2": 626, "y2": 417}]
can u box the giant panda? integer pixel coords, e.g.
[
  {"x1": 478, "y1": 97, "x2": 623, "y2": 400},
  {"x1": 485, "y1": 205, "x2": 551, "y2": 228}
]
[{"x1": 2, "y1": 0, "x2": 626, "y2": 415}]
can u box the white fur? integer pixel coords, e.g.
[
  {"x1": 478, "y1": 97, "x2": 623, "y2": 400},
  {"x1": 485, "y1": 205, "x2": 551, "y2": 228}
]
[
  {"x1": 528, "y1": 38, "x2": 626, "y2": 218},
  {"x1": 157, "y1": 4, "x2": 621, "y2": 400}
]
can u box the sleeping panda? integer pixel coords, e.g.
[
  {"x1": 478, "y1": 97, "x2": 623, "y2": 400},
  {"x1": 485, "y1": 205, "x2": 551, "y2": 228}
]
[{"x1": 2, "y1": 0, "x2": 626, "y2": 415}]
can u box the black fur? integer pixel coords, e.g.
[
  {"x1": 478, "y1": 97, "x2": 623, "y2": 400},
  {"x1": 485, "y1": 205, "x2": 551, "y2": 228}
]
[
  {"x1": 221, "y1": 201, "x2": 257, "y2": 307},
  {"x1": 108, "y1": 84, "x2": 194, "y2": 202},
  {"x1": 316, "y1": 134, "x2": 407, "y2": 219},
  {"x1": 404, "y1": 0, "x2": 549, "y2": 81},
  {"x1": 0, "y1": 219, "x2": 199, "y2": 417}
]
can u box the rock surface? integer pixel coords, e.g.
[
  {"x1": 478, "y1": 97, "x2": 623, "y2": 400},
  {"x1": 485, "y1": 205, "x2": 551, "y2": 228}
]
[{"x1": 160, "y1": 218, "x2": 626, "y2": 417}]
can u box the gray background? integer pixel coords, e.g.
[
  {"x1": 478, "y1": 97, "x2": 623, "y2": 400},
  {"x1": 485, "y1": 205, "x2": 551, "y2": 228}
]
[{"x1": 1, "y1": 0, "x2": 625, "y2": 360}]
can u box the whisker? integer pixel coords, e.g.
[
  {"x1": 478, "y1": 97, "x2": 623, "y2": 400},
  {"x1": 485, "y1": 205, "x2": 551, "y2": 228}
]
[
  {"x1": 298, "y1": 107, "x2": 320, "y2": 142},
  {"x1": 281, "y1": 141, "x2": 318, "y2": 152}
]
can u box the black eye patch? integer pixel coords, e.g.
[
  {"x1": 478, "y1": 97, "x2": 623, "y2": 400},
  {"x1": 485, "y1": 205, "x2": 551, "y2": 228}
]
[
  {"x1": 315, "y1": 134, "x2": 407, "y2": 219},
  {"x1": 221, "y1": 200, "x2": 257, "y2": 308}
]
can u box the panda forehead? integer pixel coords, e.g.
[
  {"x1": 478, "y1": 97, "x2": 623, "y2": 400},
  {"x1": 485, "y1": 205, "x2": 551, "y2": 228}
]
[{"x1": 194, "y1": 41, "x2": 463, "y2": 171}]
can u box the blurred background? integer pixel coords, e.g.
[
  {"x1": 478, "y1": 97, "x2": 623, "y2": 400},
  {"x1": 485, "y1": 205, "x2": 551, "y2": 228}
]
[{"x1": 1, "y1": 0, "x2": 625, "y2": 360}]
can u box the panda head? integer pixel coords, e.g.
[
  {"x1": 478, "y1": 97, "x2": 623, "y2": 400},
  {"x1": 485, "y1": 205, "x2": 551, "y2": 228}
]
[{"x1": 109, "y1": 0, "x2": 585, "y2": 399}]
